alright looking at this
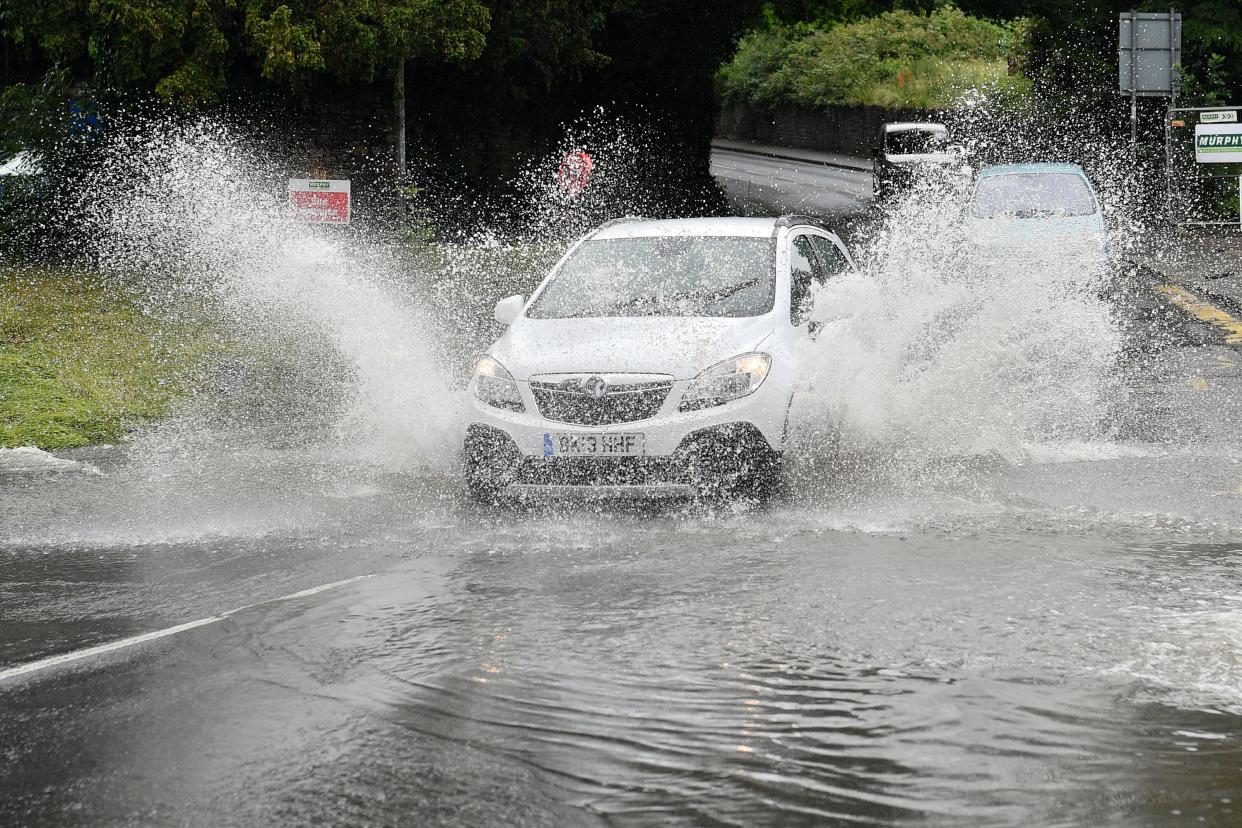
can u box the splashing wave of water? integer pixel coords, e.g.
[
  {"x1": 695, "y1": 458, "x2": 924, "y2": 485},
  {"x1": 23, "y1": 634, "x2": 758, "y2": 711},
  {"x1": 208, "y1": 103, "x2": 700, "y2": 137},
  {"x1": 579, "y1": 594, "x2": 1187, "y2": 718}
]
[{"x1": 791, "y1": 176, "x2": 1123, "y2": 466}]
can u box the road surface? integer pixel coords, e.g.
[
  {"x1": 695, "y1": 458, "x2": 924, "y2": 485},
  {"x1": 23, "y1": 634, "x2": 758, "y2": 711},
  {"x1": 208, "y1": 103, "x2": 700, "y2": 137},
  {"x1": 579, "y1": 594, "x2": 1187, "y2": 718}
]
[{"x1": 710, "y1": 139, "x2": 873, "y2": 217}]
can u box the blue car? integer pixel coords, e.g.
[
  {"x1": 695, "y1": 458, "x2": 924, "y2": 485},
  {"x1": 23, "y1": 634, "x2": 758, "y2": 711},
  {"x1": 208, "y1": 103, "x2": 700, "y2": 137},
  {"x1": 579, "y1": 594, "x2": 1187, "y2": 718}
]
[{"x1": 964, "y1": 163, "x2": 1109, "y2": 268}]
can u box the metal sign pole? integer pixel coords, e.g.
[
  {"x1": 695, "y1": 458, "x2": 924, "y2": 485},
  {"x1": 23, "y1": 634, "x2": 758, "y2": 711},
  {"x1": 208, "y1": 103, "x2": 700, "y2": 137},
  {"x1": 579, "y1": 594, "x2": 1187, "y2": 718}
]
[
  {"x1": 1130, "y1": 11, "x2": 1138, "y2": 149},
  {"x1": 1165, "y1": 107, "x2": 1173, "y2": 220}
]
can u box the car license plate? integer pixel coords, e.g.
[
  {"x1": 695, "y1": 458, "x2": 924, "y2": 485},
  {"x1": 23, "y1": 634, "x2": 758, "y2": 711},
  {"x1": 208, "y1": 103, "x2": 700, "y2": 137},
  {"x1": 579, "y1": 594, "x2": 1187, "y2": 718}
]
[{"x1": 545, "y1": 432, "x2": 644, "y2": 457}]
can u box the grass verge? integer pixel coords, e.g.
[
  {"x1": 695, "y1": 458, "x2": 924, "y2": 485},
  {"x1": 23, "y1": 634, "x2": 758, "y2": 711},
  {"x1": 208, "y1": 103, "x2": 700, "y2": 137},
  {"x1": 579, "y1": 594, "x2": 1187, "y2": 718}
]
[{"x1": 0, "y1": 266, "x2": 221, "y2": 449}]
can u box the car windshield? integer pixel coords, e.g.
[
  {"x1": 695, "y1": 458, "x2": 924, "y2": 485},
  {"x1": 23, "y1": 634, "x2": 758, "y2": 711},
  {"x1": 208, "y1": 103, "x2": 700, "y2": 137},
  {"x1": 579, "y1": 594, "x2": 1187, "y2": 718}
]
[
  {"x1": 885, "y1": 129, "x2": 946, "y2": 155},
  {"x1": 972, "y1": 172, "x2": 1097, "y2": 219},
  {"x1": 525, "y1": 236, "x2": 775, "y2": 319}
]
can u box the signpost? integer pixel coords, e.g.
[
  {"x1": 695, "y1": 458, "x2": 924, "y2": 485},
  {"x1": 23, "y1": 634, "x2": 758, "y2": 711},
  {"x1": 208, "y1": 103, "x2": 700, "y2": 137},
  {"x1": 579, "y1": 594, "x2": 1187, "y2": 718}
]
[
  {"x1": 288, "y1": 179, "x2": 351, "y2": 224},
  {"x1": 1119, "y1": 11, "x2": 1181, "y2": 146}
]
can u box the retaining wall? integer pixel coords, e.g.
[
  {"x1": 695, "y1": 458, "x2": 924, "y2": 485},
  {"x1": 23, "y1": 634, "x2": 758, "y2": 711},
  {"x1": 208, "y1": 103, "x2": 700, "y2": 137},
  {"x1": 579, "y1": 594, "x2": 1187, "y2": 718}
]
[{"x1": 716, "y1": 102, "x2": 937, "y2": 158}]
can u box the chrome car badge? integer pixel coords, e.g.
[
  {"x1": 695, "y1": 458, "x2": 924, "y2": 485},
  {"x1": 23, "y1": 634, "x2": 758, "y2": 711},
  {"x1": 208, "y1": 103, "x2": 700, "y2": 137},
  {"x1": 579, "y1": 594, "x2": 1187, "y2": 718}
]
[{"x1": 560, "y1": 375, "x2": 609, "y2": 399}]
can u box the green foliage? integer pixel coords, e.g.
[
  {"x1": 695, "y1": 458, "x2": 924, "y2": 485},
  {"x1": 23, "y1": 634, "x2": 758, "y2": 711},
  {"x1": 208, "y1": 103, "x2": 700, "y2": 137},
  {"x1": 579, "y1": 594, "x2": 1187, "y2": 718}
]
[
  {"x1": 0, "y1": 66, "x2": 71, "y2": 157},
  {"x1": 3, "y1": 0, "x2": 491, "y2": 106},
  {"x1": 1179, "y1": 52, "x2": 1231, "y2": 107},
  {"x1": 0, "y1": 266, "x2": 222, "y2": 448},
  {"x1": 243, "y1": 0, "x2": 490, "y2": 87},
  {"x1": 1176, "y1": 0, "x2": 1242, "y2": 105},
  {"x1": 718, "y1": 6, "x2": 1030, "y2": 110}
]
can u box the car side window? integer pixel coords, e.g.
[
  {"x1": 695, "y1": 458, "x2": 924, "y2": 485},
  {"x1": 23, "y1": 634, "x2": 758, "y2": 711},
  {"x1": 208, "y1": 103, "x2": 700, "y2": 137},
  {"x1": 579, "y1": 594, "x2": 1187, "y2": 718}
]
[
  {"x1": 811, "y1": 235, "x2": 851, "y2": 277},
  {"x1": 789, "y1": 234, "x2": 825, "y2": 326}
]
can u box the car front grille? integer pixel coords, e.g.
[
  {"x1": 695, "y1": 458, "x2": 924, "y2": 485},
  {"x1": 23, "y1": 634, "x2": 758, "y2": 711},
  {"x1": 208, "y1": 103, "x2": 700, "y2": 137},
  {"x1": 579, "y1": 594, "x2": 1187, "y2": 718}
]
[{"x1": 530, "y1": 377, "x2": 673, "y2": 426}]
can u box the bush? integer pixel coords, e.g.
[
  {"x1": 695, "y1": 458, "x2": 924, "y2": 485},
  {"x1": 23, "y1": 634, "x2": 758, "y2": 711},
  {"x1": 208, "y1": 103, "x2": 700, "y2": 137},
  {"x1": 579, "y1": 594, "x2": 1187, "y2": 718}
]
[{"x1": 717, "y1": 6, "x2": 1031, "y2": 111}]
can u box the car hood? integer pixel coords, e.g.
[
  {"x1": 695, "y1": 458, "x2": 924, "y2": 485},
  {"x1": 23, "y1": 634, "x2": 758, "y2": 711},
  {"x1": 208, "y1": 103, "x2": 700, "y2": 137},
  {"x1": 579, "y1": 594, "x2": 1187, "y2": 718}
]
[{"x1": 491, "y1": 315, "x2": 776, "y2": 381}]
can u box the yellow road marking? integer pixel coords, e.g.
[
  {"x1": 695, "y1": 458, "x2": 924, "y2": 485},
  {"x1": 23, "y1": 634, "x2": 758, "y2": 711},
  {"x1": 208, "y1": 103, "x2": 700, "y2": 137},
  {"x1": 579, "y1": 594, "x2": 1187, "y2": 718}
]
[
  {"x1": 1189, "y1": 377, "x2": 1210, "y2": 390},
  {"x1": 1155, "y1": 285, "x2": 1242, "y2": 345}
]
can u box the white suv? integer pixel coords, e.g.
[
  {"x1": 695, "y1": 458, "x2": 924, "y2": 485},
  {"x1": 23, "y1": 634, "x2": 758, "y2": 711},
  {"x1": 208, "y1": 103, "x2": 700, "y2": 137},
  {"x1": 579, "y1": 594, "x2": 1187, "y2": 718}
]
[{"x1": 463, "y1": 216, "x2": 855, "y2": 501}]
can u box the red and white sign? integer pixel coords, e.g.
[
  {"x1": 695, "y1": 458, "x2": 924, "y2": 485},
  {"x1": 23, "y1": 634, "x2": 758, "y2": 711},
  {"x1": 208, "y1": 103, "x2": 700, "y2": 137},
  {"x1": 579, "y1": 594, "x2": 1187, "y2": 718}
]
[
  {"x1": 289, "y1": 179, "x2": 351, "y2": 224},
  {"x1": 557, "y1": 151, "x2": 594, "y2": 198}
]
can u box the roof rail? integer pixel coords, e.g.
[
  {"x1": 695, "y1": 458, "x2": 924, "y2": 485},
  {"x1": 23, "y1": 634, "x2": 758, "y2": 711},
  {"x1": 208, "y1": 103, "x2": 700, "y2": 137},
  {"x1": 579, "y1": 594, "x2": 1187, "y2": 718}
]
[{"x1": 775, "y1": 214, "x2": 825, "y2": 230}]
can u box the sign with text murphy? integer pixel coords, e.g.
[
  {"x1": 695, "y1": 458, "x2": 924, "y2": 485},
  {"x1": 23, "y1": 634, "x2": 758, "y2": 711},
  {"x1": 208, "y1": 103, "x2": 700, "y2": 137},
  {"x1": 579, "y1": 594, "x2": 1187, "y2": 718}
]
[{"x1": 1194, "y1": 124, "x2": 1242, "y2": 164}]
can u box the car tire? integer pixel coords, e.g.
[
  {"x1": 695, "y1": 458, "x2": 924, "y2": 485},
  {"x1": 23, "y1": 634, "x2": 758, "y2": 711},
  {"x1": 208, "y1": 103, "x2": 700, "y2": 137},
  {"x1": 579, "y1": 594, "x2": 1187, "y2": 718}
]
[
  {"x1": 683, "y1": 427, "x2": 782, "y2": 504},
  {"x1": 464, "y1": 461, "x2": 504, "y2": 503},
  {"x1": 462, "y1": 425, "x2": 520, "y2": 504},
  {"x1": 730, "y1": 453, "x2": 783, "y2": 503}
]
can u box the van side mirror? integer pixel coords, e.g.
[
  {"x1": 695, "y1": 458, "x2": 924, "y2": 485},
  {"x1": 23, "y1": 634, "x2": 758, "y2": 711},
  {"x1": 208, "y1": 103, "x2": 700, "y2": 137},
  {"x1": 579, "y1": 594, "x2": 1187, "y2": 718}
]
[{"x1": 494, "y1": 294, "x2": 525, "y2": 325}]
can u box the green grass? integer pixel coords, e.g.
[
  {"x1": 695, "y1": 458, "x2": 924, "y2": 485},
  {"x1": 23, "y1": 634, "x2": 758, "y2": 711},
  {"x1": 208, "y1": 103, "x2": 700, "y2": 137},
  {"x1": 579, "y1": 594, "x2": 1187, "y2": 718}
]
[{"x1": 0, "y1": 266, "x2": 221, "y2": 448}]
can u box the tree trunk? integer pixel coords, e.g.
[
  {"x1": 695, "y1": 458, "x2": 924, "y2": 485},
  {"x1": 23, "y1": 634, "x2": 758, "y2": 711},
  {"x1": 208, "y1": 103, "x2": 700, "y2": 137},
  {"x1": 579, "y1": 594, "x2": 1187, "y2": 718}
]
[{"x1": 394, "y1": 58, "x2": 406, "y2": 178}]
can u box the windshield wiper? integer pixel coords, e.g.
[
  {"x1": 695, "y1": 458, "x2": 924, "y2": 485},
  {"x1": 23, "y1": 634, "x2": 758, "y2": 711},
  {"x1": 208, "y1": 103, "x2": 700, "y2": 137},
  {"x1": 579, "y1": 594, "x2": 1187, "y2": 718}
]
[
  {"x1": 582, "y1": 277, "x2": 762, "y2": 316},
  {"x1": 678, "y1": 277, "x2": 761, "y2": 303}
]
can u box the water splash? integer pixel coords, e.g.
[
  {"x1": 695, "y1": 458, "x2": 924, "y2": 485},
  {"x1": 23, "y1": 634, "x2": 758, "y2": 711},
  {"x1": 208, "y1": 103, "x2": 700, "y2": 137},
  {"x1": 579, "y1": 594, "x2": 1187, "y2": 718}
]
[
  {"x1": 75, "y1": 116, "x2": 459, "y2": 469},
  {"x1": 790, "y1": 169, "x2": 1124, "y2": 468}
]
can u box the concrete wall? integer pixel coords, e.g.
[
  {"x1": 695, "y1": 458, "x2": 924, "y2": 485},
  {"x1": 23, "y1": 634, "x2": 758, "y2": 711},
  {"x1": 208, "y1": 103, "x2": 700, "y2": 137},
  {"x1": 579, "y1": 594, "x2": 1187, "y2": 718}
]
[{"x1": 716, "y1": 103, "x2": 937, "y2": 158}]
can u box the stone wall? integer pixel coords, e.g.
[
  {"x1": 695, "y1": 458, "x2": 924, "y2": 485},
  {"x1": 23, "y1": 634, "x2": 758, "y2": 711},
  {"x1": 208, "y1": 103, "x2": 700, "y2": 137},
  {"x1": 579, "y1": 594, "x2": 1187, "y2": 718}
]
[{"x1": 716, "y1": 103, "x2": 937, "y2": 158}]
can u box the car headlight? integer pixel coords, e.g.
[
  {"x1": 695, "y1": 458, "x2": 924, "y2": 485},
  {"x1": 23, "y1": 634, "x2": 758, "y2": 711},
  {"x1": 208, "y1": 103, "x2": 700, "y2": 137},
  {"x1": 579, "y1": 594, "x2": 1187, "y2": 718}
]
[
  {"x1": 679, "y1": 352, "x2": 771, "y2": 411},
  {"x1": 473, "y1": 355, "x2": 525, "y2": 412}
]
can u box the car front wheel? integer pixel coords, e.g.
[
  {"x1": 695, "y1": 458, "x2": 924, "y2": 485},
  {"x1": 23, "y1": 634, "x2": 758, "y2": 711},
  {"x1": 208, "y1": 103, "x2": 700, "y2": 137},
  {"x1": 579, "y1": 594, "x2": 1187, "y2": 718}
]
[
  {"x1": 462, "y1": 425, "x2": 521, "y2": 503},
  {"x1": 681, "y1": 425, "x2": 783, "y2": 503}
]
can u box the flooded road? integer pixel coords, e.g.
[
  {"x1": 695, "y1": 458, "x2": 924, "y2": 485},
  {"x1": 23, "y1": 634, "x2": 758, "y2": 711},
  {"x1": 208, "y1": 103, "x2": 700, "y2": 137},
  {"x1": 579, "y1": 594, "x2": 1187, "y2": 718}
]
[{"x1": 4, "y1": 139, "x2": 1242, "y2": 824}]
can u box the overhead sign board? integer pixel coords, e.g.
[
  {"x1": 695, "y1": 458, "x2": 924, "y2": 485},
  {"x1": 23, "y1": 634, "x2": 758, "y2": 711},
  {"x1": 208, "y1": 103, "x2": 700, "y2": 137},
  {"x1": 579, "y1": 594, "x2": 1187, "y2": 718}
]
[
  {"x1": 1118, "y1": 12, "x2": 1181, "y2": 96},
  {"x1": 1200, "y1": 110, "x2": 1238, "y2": 124},
  {"x1": 1194, "y1": 124, "x2": 1242, "y2": 164},
  {"x1": 289, "y1": 178, "x2": 351, "y2": 224}
]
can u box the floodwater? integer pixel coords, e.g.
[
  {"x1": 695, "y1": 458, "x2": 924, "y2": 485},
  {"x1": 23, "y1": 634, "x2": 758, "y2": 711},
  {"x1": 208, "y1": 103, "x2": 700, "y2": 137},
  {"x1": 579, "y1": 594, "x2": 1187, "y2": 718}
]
[
  {"x1": 3, "y1": 414, "x2": 1242, "y2": 824},
  {"x1": 3, "y1": 122, "x2": 1242, "y2": 824}
]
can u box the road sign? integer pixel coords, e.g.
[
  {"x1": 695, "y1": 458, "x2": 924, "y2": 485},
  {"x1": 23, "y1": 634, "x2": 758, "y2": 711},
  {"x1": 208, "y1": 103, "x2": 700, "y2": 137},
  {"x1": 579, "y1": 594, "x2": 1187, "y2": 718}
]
[
  {"x1": 289, "y1": 179, "x2": 351, "y2": 224},
  {"x1": 1201, "y1": 111, "x2": 1238, "y2": 124},
  {"x1": 1118, "y1": 12, "x2": 1181, "y2": 96},
  {"x1": 557, "y1": 150, "x2": 594, "y2": 198},
  {"x1": 1194, "y1": 124, "x2": 1242, "y2": 164}
]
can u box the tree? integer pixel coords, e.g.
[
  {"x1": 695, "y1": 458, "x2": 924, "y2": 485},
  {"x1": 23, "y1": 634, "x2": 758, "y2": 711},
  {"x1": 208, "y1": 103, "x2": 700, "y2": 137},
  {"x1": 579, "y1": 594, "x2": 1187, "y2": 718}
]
[{"x1": 2, "y1": 0, "x2": 490, "y2": 106}]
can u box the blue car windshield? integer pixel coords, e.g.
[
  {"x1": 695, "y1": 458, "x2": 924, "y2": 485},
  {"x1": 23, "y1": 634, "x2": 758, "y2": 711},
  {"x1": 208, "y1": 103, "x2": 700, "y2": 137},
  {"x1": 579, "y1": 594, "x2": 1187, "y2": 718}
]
[
  {"x1": 526, "y1": 236, "x2": 775, "y2": 319},
  {"x1": 973, "y1": 173, "x2": 1097, "y2": 219}
]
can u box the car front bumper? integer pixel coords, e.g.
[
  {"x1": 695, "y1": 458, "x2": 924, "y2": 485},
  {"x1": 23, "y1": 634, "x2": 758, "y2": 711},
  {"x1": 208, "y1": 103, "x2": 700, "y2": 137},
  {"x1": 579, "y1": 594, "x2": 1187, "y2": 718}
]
[
  {"x1": 464, "y1": 421, "x2": 780, "y2": 500},
  {"x1": 461, "y1": 372, "x2": 792, "y2": 498}
]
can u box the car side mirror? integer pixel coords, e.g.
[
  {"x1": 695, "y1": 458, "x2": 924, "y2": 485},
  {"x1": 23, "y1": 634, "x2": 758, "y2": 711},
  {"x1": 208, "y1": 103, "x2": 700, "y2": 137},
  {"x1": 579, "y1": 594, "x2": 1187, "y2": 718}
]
[{"x1": 494, "y1": 294, "x2": 525, "y2": 325}]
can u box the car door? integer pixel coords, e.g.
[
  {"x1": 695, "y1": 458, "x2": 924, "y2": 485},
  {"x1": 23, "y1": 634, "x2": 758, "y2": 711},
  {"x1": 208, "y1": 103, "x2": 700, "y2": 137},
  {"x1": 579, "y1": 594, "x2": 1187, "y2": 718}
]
[{"x1": 788, "y1": 232, "x2": 827, "y2": 328}]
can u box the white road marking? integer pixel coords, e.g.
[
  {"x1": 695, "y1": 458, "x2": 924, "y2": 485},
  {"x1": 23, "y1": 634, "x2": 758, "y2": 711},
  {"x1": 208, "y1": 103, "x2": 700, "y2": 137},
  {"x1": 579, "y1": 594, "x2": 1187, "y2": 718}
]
[{"x1": 0, "y1": 574, "x2": 373, "y2": 685}]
